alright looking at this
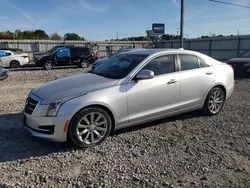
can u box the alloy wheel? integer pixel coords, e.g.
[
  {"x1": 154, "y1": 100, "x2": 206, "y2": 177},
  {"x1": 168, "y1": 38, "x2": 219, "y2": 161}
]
[
  {"x1": 208, "y1": 89, "x2": 224, "y2": 114},
  {"x1": 81, "y1": 60, "x2": 88, "y2": 68},
  {"x1": 77, "y1": 112, "x2": 108, "y2": 145},
  {"x1": 45, "y1": 61, "x2": 53, "y2": 70}
]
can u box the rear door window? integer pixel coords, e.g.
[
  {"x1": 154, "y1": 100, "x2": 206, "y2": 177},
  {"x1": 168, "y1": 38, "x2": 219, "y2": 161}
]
[{"x1": 179, "y1": 54, "x2": 200, "y2": 71}]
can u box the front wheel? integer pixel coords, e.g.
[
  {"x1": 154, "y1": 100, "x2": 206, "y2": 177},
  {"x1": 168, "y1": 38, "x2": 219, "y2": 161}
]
[
  {"x1": 44, "y1": 60, "x2": 54, "y2": 70},
  {"x1": 68, "y1": 107, "x2": 112, "y2": 148},
  {"x1": 202, "y1": 87, "x2": 225, "y2": 116}
]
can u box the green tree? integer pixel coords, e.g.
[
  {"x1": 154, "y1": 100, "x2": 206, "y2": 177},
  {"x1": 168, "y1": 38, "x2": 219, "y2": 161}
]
[
  {"x1": 34, "y1": 29, "x2": 49, "y2": 39},
  {"x1": 50, "y1": 32, "x2": 61, "y2": 40},
  {"x1": 64, "y1": 33, "x2": 82, "y2": 40},
  {"x1": 15, "y1": 30, "x2": 23, "y2": 39},
  {"x1": 22, "y1": 30, "x2": 36, "y2": 39}
]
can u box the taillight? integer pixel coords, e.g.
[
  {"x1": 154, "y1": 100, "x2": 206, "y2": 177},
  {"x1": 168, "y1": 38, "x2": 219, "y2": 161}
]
[
  {"x1": 22, "y1": 56, "x2": 29, "y2": 58},
  {"x1": 95, "y1": 51, "x2": 98, "y2": 57}
]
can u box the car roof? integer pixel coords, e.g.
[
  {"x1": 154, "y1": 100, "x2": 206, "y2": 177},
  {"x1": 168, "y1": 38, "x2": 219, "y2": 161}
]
[
  {"x1": 124, "y1": 48, "x2": 212, "y2": 57},
  {"x1": 123, "y1": 48, "x2": 186, "y2": 55}
]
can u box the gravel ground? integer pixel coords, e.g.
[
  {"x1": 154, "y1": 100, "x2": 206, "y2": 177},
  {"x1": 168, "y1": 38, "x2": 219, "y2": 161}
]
[{"x1": 0, "y1": 67, "x2": 250, "y2": 188}]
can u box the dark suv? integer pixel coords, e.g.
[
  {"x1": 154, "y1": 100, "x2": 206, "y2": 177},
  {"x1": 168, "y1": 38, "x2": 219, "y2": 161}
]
[{"x1": 35, "y1": 46, "x2": 95, "y2": 70}]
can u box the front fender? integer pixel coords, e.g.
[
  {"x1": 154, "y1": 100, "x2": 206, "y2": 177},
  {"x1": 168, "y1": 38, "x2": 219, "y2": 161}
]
[{"x1": 58, "y1": 95, "x2": 116, "y2": 120}]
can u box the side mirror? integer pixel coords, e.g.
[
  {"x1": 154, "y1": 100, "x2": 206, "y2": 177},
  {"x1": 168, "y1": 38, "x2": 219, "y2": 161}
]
[{"x1": 136, "y1": 69, "x2": 154, "y2": 80}]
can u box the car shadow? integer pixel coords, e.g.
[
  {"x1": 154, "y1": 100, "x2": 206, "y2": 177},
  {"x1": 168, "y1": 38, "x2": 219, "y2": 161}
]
[
  {"x1": 112, "y1": 111, "x2": 203, "y2": 136},
  {"x1": 0, "y1": 113, "x2": 77, "y2": 163},
  {"x1": 0, "y1": 111, "x2": 203, "y2": 163}
]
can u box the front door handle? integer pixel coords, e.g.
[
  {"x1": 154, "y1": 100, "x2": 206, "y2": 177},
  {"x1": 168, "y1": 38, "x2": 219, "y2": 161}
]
[
  {"x1": 206, "y1": 71, "x2": 213, "y2": 75},
  {"x1": 167, "y1": 79, "x2": 177, "y2": 84}
]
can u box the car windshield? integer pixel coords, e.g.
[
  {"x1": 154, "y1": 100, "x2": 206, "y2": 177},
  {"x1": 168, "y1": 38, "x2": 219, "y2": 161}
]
[
  {"x1": 91, "y1": 53, "x2": 148, "y2": 79},
  {"x1": 240, "y1": 50, "x2": 250, "y2": 58}
]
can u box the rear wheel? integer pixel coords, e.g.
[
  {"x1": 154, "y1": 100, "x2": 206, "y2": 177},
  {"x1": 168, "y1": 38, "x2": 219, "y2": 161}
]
[
  {"x1": 202, "y1": 87, "x2": 225, "y2": 116},
  {"x1": 78, "y1": 59, "x2": 89, "y2": 68},
  {"x1": 68, "y1": 107, "x2": 112, "y2": 148},
  {"x1": 44, "y1": 60, "x2": 54, "y2": 70},
  {"x1": 10, "y1": 60, "x2": 20, "y2": 68}
]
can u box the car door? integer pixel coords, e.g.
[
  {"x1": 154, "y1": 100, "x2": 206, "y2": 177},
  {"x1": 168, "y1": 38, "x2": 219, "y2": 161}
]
[
  {"x1": 55, "y1": 47, "x2": 71, "y2": 65},
  {"x1": 177, "y1": 54, "x2": 216, "y2": 110},
  {"x1": 0, "y1": 51, "x2": 12, "y2": 67},
  {"x1": 126, "y1": 54, "x2": 180, "y2": 124}
]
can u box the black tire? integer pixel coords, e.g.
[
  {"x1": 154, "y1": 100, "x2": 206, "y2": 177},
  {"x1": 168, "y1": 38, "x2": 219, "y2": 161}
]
[
  {"x1": 10, "y1": 60, "x2": 20, "y2": 68},
  {"x1": 44, "y1": 60, "x2": 54, "y2": 70},
  {"x1": 78, "y1": 59, "x2": 89, "y2": 68},
  {"x1": 202, "y1": 87, "x2": 225, "y2": 116},
  {"x1": 68, "y1": 107, "x2": 112, "y2": 148}
]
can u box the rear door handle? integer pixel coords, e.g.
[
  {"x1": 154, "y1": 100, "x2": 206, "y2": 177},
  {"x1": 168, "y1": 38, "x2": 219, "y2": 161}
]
[
  {"x1": 206, "y1": 71, "x2": 213, "y2": 75},
  {"x1": 167, "y1": 79, "x2": 177, "y2": 84}
]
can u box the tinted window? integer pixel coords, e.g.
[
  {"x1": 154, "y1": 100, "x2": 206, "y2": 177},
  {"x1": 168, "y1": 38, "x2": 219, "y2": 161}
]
[
  {"x1": 91, "y1": 53, "x2": 148, "y2": 79},
  {"x1": 79, "y1": 47, "x2": 90, "y2": 53},
  {"x1": 143, "y1": 55, "x2": 175, "y2": 76},
  {"x1": 57, "y1": 48, "x2": 70, "y2": 58},
  {"x1": 199, "y1": 58, "x2": 210, "y2": 68},
  {"x1": 179, "y1": 54, "x2": 199, "y2": 71},
  {"x1": 0, "y1": 51, "x2": 7, "y2": 57}
]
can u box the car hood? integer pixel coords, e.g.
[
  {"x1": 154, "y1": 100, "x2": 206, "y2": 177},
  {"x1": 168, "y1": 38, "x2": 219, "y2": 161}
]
[
  {"x1": 34, "y1": 51, "x2": 50, "y2": 57},
  {"x1": 93, "y1": 57, "x2": 109, "y2": 65},
  {"x1": 227, "y1": 58, "x2": 250, "y2": 64},
  {"x1": 32, "y1": 73, "x2": 119, "y2": 104}
]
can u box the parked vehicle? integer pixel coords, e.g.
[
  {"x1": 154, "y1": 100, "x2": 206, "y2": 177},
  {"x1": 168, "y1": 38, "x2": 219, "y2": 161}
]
[
  {"x1": 0, "y1": 50, "x2": 29, "y2": 68},
  {"x1": 34, "y1": 44, "x2": 75, "y2": 57},
  {"x1": 0, "y1": 65, "x2": 8, "y2": 81},
  {"x1": 226, "y1": 50, "x2": 250, "y2": 75},
  {"x1": 34, "y1": 46, "x2": 95, "y2": 70},
  {"x1": 23, "y1": 49, "x2": 234, "y2": 148},
  {"x1": 92, "y1": 48, "x2": 136, "y2": 70}
]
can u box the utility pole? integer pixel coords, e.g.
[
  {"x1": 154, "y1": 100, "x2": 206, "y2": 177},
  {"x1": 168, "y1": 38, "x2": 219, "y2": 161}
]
[
  {"x1": 180, "y1": 0, "x2": 184, "y2": 48},
  {"x1": 116, "y1": 32, "x2": 118, "y2": 40}
]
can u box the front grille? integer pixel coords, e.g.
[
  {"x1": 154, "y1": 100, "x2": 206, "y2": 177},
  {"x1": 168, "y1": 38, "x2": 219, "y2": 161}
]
[{"x1": 24, "y1": 97, "x2": 39, "y2": 114}]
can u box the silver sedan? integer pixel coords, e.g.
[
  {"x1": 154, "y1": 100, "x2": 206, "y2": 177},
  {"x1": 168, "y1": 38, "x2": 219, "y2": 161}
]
[{"x1": 23, "y1": 49, "x2": 234, "y2": 147}]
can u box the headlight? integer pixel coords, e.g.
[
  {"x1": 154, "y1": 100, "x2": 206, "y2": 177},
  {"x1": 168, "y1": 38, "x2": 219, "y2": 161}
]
[
  {"x1": 47, "y1": 101, "x2": 62, "y2": 116},
  {"x1": 45, "y1": 93, "x2": 88, "y2": 117}
]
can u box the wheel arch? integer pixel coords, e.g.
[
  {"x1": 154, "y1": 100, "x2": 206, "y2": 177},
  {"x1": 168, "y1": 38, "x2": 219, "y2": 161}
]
[
  {"x1": 10, "y1": 60, "x2": 20, "y2": 68},
  {"x1": 66, "y1": 104, "x2": 115, "y2": 141}
]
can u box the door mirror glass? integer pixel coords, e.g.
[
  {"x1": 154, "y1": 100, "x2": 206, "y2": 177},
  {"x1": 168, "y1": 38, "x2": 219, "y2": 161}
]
[{"x1": 136, "y1": 69, "x2": 154, "y2": 80}]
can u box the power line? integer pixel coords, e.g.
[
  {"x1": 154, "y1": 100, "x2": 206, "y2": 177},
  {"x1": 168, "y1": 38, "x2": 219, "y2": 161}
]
[
  {"x1": 210, "y1": 0, "x2": 250, "y2": 9},
  {"x1": 152, "y1": 0, "x2": 160, "y2": 16},
  {"x1": 164, "y1": 3, "x2": 176, "y2": 21}
]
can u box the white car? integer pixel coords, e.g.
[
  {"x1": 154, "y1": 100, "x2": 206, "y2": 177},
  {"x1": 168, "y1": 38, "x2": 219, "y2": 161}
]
[{"x1": 0, "y1": 50, "x2": 29, "y2": 68}]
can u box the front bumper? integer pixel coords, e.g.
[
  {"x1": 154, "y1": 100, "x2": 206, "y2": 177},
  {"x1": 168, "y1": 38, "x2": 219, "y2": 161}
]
[{"x1": 23, "y1": 112, "x2": 73, "y2": 142}]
